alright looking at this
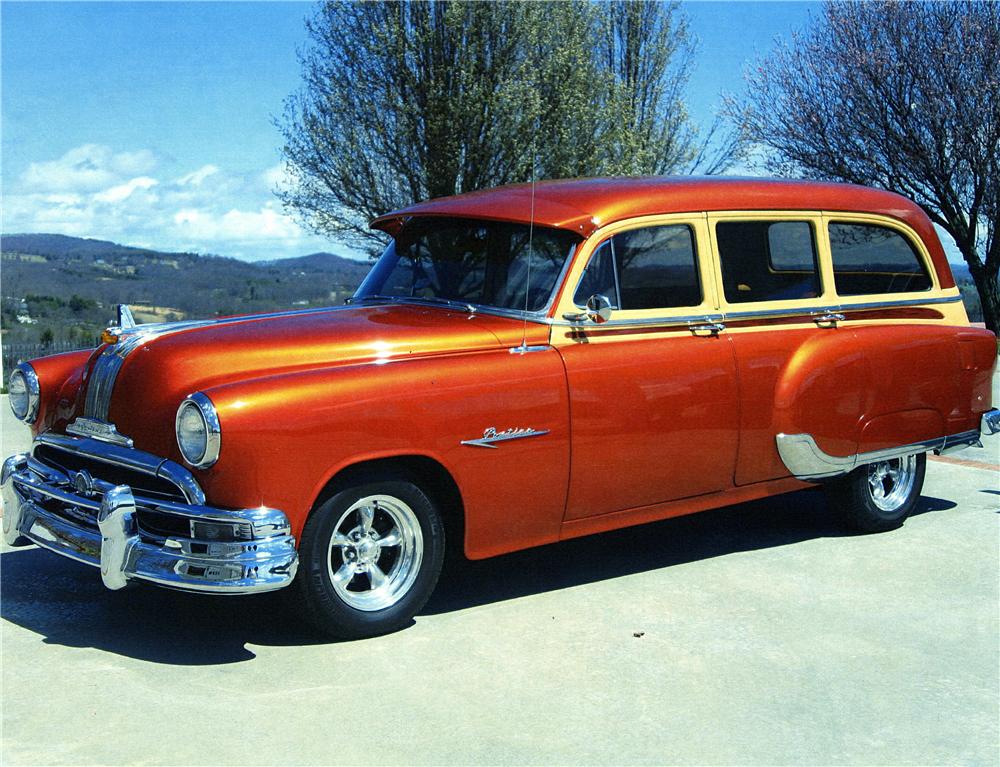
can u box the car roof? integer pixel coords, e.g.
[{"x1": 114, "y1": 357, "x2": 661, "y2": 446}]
[
  {"x1": 369, "y1": 176, "x2": 953, "y2": 289},
  {"x1": 369, "y1": 176, "x2": 928, "y2": 238}
]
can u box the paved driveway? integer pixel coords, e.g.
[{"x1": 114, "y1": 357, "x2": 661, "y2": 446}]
[{"x1": 1, "y1": 398, "x2": 998, "y2": 766}]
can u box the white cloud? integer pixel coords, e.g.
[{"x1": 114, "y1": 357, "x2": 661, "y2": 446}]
[
  {"x1": 4, "y1": 143, "x2": 349, "y2": 260},
  {"x1": 21, "y1": 144, "x2": 157, "y2": 193},
  {"x1": 176, "y1": 164, "x2": 219, "y2": 187},
  {"x1": 261, "y1": 162, "x2": 294, "y2": 192},
  {"x1": 174, "y1": 202, "x2": 301, "y2": 241},
  {"x1": 93, "y1": 176, "x2": 159, "y2": 203}
]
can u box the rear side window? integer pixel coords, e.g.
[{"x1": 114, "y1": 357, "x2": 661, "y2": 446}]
[
  {"x1": 716, "y1": 220, "x2": 820, "y2": 304},
  {"x1": 829, "y1": 223, "x2": 931, "y2": 295},
  {"x1": 573, "y1": 224, "x2": 701, "y2": 310}
]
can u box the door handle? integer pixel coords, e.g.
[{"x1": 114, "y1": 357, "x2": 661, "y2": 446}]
[
  {"x1": 688, "y1": 321, "x2": 726, "y2": 337},
  {"x1": 811, "y1": 311, "x2": 845, "y2": 327}
]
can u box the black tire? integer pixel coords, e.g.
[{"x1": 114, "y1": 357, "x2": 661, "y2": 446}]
[
  {"x1": 825, "y1": 452, "x2": 926, "y2": 533},
  {"x1": 290, "y1": 478, "x2": 445, "y2": 639}
]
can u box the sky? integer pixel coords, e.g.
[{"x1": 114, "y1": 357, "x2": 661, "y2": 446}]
[{"x1": 1, "y1": 1, "x2": 821, "y2": 262}]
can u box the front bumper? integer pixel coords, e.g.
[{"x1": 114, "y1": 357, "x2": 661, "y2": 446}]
[{"x1": 1, "y1": 439, "x2": 297, "y2": 594}]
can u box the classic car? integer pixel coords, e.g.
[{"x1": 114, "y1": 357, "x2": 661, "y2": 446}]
[{"x1": 3, "y1": 177, "x2": 998, "y2": 638}]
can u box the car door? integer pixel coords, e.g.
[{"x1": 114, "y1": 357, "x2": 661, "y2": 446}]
[
  {"x1": 706, "y1": 211, "x2": 861, "y2": 484},
  {"x1": 551, "y1": 215, "x2": 740, "y2": 520}
]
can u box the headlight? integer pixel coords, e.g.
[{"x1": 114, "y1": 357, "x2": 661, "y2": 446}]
[
  {"x1": 8, "y1": 363, "x2": 40, "y2": 423},
  {"x1": 175, "y1": 392, "x2": 221, "y2": 468}
]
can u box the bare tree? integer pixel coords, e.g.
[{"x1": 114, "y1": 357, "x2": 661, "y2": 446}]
[
  {"x1": 729, "y1": 1, "x2": 1000, "y2": 333},
  {"x1": 278, "y1": 0, "x2": 738, "y2": 253}
]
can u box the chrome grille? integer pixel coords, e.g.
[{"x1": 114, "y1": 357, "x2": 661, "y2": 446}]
[{"x1": 33, "y1": 443, "x2": 189, "y2": 503}]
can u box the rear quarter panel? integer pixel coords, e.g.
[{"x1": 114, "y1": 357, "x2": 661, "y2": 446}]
[{"x1": 771, "y1": 323, "x2": 996, "y2": 463}]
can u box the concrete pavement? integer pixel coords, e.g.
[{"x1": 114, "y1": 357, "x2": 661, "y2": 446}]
[{"x1": 1, "y1": 398, "x2": 998, "y2": 766}]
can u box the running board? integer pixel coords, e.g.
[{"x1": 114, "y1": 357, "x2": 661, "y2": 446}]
[{"x1": 776, "y1": 426, "x2": 985, "y2": 481}]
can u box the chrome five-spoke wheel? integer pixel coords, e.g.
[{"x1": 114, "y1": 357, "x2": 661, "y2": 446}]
[
  {"x1": 866, "y1": 455, "x2": 918, "y2": 512},
  {"x1": 826, "y1": 452, "x2": 926, "y2": 533},
  {"x1": 291, "y1": 477, "x2": 446, "y2": 639},
  {"x1": 328, "y1": 495, "x2": 423, "y2": 611}
]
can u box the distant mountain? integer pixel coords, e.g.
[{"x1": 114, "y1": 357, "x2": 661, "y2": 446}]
[
  {"x1": 1, "y1": 233, "x2": 372, "y2": 348},
  {"x1": 2, "y1": 233, "x2": 189, "y2": 260},
  {"x1": 260, "y1": 251, "x2": 373, "y2": 272}
]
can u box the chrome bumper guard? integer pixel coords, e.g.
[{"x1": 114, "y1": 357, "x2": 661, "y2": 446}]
[{"x1": 1, "y1": 439, "x2": 298, "y2": 594}]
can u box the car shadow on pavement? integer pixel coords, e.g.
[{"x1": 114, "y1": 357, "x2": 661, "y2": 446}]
[
  {"x1": 0, "y1": 488, "x2": 955, "y2": 665},
  {"x1": 423, "y1": 488, "x2": 956, "y2": 615}
]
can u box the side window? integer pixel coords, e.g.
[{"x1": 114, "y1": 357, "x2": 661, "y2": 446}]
[
  {"x1": 573, "y1": 224, "x2": 701, "y2": 310},
  {"x1": 829, "y1": 222, "x2": 931, "y2": 295},
  {"x1": 573, "y1": 240, "x2": 618, "y2": 308},
  {"x1": 716, "y1": 220, "x2": 821, "y2": 304}
]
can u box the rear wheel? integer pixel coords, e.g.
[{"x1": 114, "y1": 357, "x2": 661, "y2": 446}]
[
  {"x1": 291, "y1": 478, "x2": 445, "y2": 639},
  {"x1": 825, "y1": 453, "x2": 926, "y2": 533}
]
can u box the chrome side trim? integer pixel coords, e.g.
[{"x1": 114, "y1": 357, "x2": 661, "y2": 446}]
[
  {"x1": 723, "y1": 295, "x2": 960, "y2": 322},
  {"x1": 555, "y1": 313, "x2": 725, "y2": 330},
  {"x1": 36, "y1": 432, "x2": 205, "y2": 505},
  {"x1": 776, "y1": 424, "x2": 987, "y2": 480},
  {"x1": 547, "y1": 294, "x2": 961, "y2": 329},
  {"x1": 461, "y1": 426, "x2": 550, "y2": 449}
]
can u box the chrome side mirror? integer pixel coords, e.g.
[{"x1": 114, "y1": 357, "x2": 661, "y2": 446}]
[
  {"x1": 563, "y1": 294, "x2": 614, "y2": 324},
  {"x1": 585, "y1": 294, "x2": 613, "y2": 324}
]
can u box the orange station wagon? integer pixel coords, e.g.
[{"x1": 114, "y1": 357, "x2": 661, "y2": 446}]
[{"x1": 4, "y1": 177, "x2": 998, "y2": 638}]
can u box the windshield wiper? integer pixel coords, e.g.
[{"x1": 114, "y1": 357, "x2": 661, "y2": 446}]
[
  {"x1": 349, "y1": 294, "x2": 478, "y2": 314},
  {"x1": 399, "y1": 296, "x2": 478, "y2": 314}
]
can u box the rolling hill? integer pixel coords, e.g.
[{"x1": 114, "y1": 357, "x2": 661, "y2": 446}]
[{"x1": 1, "y1": 233, "x2": 373, "y2": 348}]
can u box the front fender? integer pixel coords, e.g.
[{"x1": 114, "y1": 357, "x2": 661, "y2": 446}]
[{"x1": 195, "y1": 348, "x2": 571, "y2": 558}]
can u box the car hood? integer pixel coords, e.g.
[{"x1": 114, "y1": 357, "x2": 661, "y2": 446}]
[{"x1": 75, "y1": 303, "x2": 533, "y2": 455}]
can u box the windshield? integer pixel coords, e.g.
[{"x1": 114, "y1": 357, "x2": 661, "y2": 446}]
[{"x1": 354, "y1": 218, "x2": 580, "y2": 313}]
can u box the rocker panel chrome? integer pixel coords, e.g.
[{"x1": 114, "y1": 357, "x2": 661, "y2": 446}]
[{"x1": 776, "y1": 415, "x2": 995, "y2": 480}]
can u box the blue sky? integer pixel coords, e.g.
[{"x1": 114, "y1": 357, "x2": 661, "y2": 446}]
[{"x1": 2, "y1": 1, "x2": 820, "y2": 262}]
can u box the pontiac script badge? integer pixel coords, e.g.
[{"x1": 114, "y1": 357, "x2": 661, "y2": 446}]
[
  {"x1": 66, "y1": 418, "x2": 135, "y2": 448},
  {"x1": 461, "y1": 426, "x2": 549, "y2": 449}
]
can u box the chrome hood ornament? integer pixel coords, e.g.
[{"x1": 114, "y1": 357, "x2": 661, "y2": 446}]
[
  {"x1": 117, "y1": 304, "x2": 136, "y2": 330},
  {"x1": 461, "y1": 426, "x2": 549, "y2": 449}
]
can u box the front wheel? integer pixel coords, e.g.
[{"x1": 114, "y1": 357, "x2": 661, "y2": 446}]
[
  {"x1": 825, "y1": 453, "x2": 926, "y2": 533},
  {"x1": 291, "y1": 478, "x2": 445, "y2": 639}
]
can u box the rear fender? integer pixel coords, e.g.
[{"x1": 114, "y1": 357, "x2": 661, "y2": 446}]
[{"x1": 774, "y1": 323, "x2": 996, "y2": 477}]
